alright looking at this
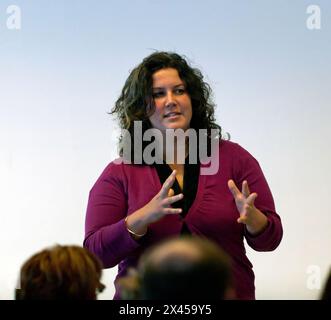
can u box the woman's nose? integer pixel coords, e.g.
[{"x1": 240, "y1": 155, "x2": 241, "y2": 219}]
[{"x1": 165, "y1": 91, "x2": 176, "y2": 107}]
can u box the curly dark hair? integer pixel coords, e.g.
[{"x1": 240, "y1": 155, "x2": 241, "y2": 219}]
[{"x1": 110, "y1": 52, "x2": 222, "y2": 158}]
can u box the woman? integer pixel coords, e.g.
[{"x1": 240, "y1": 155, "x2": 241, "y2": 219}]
[{"x1": 84, "y1": 51, "x2": 283, "y2": 299}]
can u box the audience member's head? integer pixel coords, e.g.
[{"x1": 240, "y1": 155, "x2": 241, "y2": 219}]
[
  {"x1": 321, "y1": 267, "x2": 331, "y2": 300},
  {"x1": 16, "y1": 245, "x2": 104, "y2": 300},
  {"x1": 117, "y1": 236, "x2": 234, "y2": 300}
]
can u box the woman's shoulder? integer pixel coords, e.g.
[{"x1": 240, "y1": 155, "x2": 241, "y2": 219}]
[
  {"x1": 91, "y1": 160, "x2": 154, "y2": 192},
  {"x1": 219, "y1": 139, "x2": 247, "y2": 154},
  {"x1": 218, "y1": 139, "x2": 259, "y2": 164}
]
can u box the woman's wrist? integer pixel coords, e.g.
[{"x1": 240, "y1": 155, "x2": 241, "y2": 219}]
[
  {"x1": 246, "y1": 209, "x2": 268, "y2": 236},
  {"x1": 125, "y1": 216, "x2": 147, "y2": 238},
  {"x1": 125, "y1": 209, "x2": 149, "y2": 238}
]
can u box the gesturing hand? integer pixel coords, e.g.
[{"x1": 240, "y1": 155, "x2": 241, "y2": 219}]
[
  {"x1": 143, "y1": 170, "x2": 184, "y2": 225},
  {"x1": 125, "y1": 170, "x2": 183, "y2": 237},
  {"x1": 228, "y1": 179, "x2": 268, "y2": 235}
]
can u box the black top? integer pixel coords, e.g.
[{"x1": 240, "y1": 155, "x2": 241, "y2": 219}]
[{"x1": 154, "y1": 158, "x2": 200, "y2": 235}]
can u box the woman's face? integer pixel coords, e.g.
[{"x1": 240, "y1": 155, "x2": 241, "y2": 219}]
[{"x1": 149, "y1": 68, "x2": 192, "y2": 133}]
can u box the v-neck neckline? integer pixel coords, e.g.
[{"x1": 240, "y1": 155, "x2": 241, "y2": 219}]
[{"x1": 151, "y1": 163, "x2": 205, "y2": 220}]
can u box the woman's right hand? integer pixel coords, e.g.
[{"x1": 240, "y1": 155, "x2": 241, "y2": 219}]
[
  {"x1": 143, "y1": 170, "x2": 184, "y2": 224},
  {"x1": 125, "y1": 170, "x2": 183, "y2": 235}
]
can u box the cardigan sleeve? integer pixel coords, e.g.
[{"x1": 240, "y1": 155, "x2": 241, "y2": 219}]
[
  {"x1": 83, "y1": 162, "x2": 140, "y2": 268},
  {"x1": 233, "y1": 144, "x2": 283, "y2": 251}
]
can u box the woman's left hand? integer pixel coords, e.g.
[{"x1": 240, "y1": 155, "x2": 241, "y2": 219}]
[{"x1": 228, "y1": 179, "x2": 268, "y2": 235}]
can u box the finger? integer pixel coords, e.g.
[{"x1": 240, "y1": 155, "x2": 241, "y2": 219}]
[
  {"x1": 246, "y1": 192, "x2": 258, "y2": 206},
  {"x1": 228, "y1": 179, "x2": 241, "y2": 198},
  {"x1": 159, "y1": 170, "x2": 177, "y2": 198},
  {"x1": 237, "y1": 217, "x2": 244, "y2": 224},
  {"x1": 164, "y1": 193, "x2": 184, "y2": 206},
  {"x1": 242, "y1": 180, "x2": 250, "y2": 198},
  {"x1": 163, "y1": 207, "x2": 182, "y2": 215},
  {"x1": 237, "y1": 204, "x2": 250, "y2": 223},
  {"x1": 237, "y1": 216, "x2": 248, "y2": 224},
  {"x1": 237, "y1": 209, "x2": 248, "y2": 223}
]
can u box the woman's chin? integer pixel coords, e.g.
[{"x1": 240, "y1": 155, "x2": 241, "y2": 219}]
[{"x1": 162, "y1": 122, "x2": 189, "y2": 131}]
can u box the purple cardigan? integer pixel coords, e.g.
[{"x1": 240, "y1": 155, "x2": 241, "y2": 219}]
[{"x1": 84, "y1": 140, "x2": 283, "y2": 299}]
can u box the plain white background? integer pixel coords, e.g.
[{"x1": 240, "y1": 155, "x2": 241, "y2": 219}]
[{"x1": 1, "y1": 0, "x2": 330, "y2": 299}]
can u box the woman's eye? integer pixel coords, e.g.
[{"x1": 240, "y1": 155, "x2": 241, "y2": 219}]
[
  {"x1": 174, "y1": 88, "x2": 185, "y2": 95},
  {"x1": 152, "y1": 92, "x2": 164, "y2": 98}
]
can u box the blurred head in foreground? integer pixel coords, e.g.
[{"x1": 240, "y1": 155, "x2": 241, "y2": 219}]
[
  {"x1": 117, "y1": 236, "x2": 234, "y2": 300},
  {"x1": 17, "y1": 245, "x2": 104, "y2": 300},
  {"x1": 321, "y1": 267, "x2": 331, "y2": 300}
]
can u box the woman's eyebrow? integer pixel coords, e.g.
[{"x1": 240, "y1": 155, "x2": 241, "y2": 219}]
[{"x1": 152, "y1": 83, "x2": 185, "y2": 90}]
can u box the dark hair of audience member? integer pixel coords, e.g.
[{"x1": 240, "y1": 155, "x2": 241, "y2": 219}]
[
  {"x1": 16, "y1": 245, "x2": 105, "y2": 300},
  {"x1": 321, "y1": 267, "x2": 331, "y2": 300},
  {"x1": 137, "y1": 236, "x2": 233, "y2": 300}
]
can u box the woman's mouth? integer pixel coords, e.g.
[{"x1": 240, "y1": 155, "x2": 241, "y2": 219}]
[{"x1": 164, "y1": 112, "x2": 181, "y2": 119}]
